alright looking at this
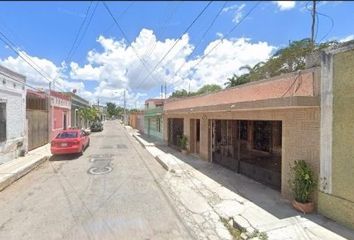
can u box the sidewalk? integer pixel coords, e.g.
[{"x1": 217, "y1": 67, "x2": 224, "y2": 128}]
[
  {"x1": 130, "y1": 131, "x2": 354, "y2": 240},
  {"x1": 0, "y1": 144, "x2": 51, "y2": 192}
]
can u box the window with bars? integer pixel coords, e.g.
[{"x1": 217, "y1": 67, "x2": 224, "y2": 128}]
[{"x1": 0, "y1": 102, "x2": 6, "y2": 142}]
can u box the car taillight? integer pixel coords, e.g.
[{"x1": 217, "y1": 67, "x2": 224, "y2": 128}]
[{"x1": 72, "y1": 140, "x2": 80, "y2": 145}]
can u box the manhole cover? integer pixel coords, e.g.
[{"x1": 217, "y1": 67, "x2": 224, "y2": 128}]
[
  {"x1": 116, "y1": 144, "x2": 127, "y2": 149},
  {"x1": 88, "y1": 166, "x2": 113, "y2": 175}
]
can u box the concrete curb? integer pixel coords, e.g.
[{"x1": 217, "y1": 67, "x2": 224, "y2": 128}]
[
  {"x1": 0, "y1": 155, "x2": 49, "y2": 192},
  {"x1": 155, "y1": 155, "x2": 170, "y2": 171},
  {"x1": 132, "y1": 133, "x2": 173, "y2": 172}
]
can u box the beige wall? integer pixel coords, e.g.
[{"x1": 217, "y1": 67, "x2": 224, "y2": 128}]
[{"x1": 164, "y1": 107, "x2": 320, "y2": 199}]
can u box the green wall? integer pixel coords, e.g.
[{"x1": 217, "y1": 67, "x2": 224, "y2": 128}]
[
  {"x1": 144, "y1": 116, "x2": 163, "y2": 141},
  {"x1": 319, "y1": 47, "x2": 354, "y2": 230}
]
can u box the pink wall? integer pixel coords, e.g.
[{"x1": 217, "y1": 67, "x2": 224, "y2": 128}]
[
  {"x1": 165, "y1": 69, "x2": 318, "y2": 111},
  {"x1": 51, "y1": 107, "x2": 71, "y2": 140}
]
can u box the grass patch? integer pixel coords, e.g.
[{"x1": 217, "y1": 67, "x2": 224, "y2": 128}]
[{"x1": 220, "y1": 217, "x2": 268, "y2": 240}]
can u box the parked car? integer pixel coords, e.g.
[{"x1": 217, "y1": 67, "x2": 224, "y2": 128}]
[
  {"x1": 51, "y1": 129, "x2": 90, "y2": 155},
  {"x1": 90, "y1": 121, "x2": 103, "y2": 132}
]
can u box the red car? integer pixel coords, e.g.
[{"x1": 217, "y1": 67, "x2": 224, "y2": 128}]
[{"x1": 51, "y1": 129, "x2": 90, "y2": 155}]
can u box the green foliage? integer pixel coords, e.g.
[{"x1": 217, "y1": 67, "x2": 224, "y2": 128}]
[
  {"x1": 225, "y1": 38, "x2": 339, "y2": 88},
  {"x1": 289, "y1": 160, "x2": 317, "y2": 203},
  {"x1": 106, "y1": 102, "x2": 124, "y2": 117},
  {"x1": 78, "y1": 107, "x2": 100, "y2": 122},
  {"x1": 195, "y1": 84, "x2": 222, "y2": 95},
  {"x1": 170, "y1": 84, "x2": 222, "y2": 99},
  {"x1": 177, "y1": 135, "x2": 188, "y2": 150},
  {"x1": 170, "y1": 89, "x2": 189, "y2": 98}
]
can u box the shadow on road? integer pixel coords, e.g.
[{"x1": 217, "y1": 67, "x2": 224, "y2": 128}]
[{"x1": 49, "y1": 154, "x2": 81, "y2": 161}]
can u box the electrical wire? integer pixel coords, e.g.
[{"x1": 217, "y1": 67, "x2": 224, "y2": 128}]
[
  {"x1": 65, "y1": 1, "x2": 93, "y2": 62},
  {"x1": 135, "y1": 1, "x2": 213, "y2": 89},
  {"x1": 170, "y1": 1, "x2": 227, "y2": 91},
  {"x1": 183, "y1": 2, "x2": 260, "y2": 78}
]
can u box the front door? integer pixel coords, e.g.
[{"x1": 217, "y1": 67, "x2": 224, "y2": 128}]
[{"x1": 63, "y1": 113, "x2": 67, "y2": 130}]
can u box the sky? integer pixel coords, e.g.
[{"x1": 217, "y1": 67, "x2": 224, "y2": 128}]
[{"x1": 0, "y1": 1, "x2": 353, "y2": 108}]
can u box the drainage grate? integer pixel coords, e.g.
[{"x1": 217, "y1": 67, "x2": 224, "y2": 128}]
[{"x1": 116, "y1": 144, "x2": 127, "y2": 149}]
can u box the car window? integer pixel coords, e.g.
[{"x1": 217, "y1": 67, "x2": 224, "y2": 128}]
[{"x1": 56, "y1": 132, "x2": 78, "y2": 139}]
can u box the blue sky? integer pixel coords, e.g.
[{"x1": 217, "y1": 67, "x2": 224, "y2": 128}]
[{"x1": 0, "y1": 1, "x2": 353, "y2": 108}]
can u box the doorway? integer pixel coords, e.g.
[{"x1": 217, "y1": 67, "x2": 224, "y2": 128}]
[
  {"x1": 63, "y1": 113, "x2": 67, "y2": 130},
  {"x1": 190, "y1": 119, "x2": 201, "y2": 154},
  {"x1": 168, "y1": 118, "x2": 184, "y2": 147},
  {"x1": 211, "y1": 119, "x2": 282, "y2": 190}
]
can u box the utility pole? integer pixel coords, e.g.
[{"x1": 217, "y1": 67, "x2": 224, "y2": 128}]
[
  {"x1": 123, "y1": 89, "x2": 126, "y2": 125},
  {"x1": 311, "y1": 0, "x2": 316, "y2": 44},
  {"x1": 164, "y1": 81, "x2": 167, "y2": 99},
  {"x1": 48, "y1": 82, "x2": 52, "y2": 142}
]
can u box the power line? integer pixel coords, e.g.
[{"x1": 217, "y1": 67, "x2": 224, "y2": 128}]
[
  {"x1": 170, "y1": 1, "x2": 227, "y2": 89},
  {"x1": 103, "y1": 1, "x2": 156, "y2": 81},
  {"x1": 65, "y1": 1, "x2": 93, "y2": 62},
  {"x1": 170, "y1": 1, "x2": 260, "y2": 90},
  {"x1": 132, "y1": 2, "x2": 182, "y2": 85},
  {"x1": 135, "y1": 1, "x2": 213, "y2": 89},
  {"x1": 0, "y1": 30, "x2": 68, "y2": 93},
  {"x1": 68, "y1": 1, "x2": 99, "y2": 61}
]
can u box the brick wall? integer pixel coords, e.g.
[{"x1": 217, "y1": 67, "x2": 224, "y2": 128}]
[{"x1": 164, "y1": 107, "x2": 320, "y2": 199}]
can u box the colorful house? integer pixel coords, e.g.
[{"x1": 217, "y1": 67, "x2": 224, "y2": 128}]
[
  {"x1": 144, "y1": 99, "x2": 164, "y2": 141},
  {"x1": 50, "y1": 90, "x2": 71, "y2": 140},
  {"x1": 0, "y1": 65, "x2": 27, "y2": 163},
  {"x1": 164, "y1": 68, "x2": 320, "y2": 197}
]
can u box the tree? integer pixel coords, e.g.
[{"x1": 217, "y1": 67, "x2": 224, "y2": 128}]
[
  {"x1": 195, "y1": 84, "x2": 222, "y2": 95},
  {"x1": 79, "y1": 107, "x2": 100, "y2": 124},
  {"x1": 106, "y1": 102, "x2": 117, "y2": 117},
  {"x1": 170, "y1": 89, "x2": 189, "y2": 98},
  {"x1": 225, "y1": 38, "x2": 339, "y2": 88}
]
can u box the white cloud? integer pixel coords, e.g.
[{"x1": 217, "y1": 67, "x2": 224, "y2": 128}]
[
  {"x1": 222, "y1": 4, "x2": 246, "y2": 24},
  {"x1": 0, "y1": 28, "x2": 275, "y2": 108},
  {"x1": 70, "y1": 28, "x2": 275, "y2": 100},
  {"x1": 273, "y1": 1, "x2": 296, "y2": 11},
  {"x1": 0, "y1": 51, "x2": 89, "y2": 100},
  {"x1": 339, "y1": 34, "x2": 354, "y2": 43}
]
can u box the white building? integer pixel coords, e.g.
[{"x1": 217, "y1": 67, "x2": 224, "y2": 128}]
[{"x1": 0, "y1": 65, "x2": 27, "y2": 163}]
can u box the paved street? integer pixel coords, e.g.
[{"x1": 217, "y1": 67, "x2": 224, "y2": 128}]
[{"x1": 0, "y1": 121, "x2": 192, "y2": 240}]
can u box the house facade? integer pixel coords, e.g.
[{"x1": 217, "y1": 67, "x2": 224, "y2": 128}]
[
  {"x1": 144, "y1": 99, "x2": 164, "y2": 141},
  {"x1": 164, "y1": 68, "x2": 320, "y2": 197},
  {"x1": 66, "y1": 92, "x2": 90, "y2": 129},
  {"x1": 26, "y1": 90, "x2": 49, "y2": 151},
  {"x1": 0, "y1": 65, "x2": 27, "y2": 163},
  {"x1": 318, "y1": 44, "x2": 354, "y2": 230},
  {"x1": 129, "y1": 111, "x2": 144, "y2": 133},
  {"x1": 163, "y1": 43, "x2": 354, "y2": 230},
  {"x1": 50, "y1": 90, "x2": 71, "y2": 140}
]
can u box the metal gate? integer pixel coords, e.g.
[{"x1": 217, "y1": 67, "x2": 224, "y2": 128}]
[{"x1": 27, "y1": 109, "x2": 49, "y2": 150}]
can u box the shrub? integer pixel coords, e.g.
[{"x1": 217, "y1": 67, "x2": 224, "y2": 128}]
[{"x1": 289, "y1": 160, "x2": 316, "y2": 203}]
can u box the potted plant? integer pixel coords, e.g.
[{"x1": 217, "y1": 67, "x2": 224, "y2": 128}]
[
  {"x1": 289, "y1": 160, "x2": 317, "y2": 214},
  {"x1": 178, "y1": 135, "x2": 188, "y2": 155}
]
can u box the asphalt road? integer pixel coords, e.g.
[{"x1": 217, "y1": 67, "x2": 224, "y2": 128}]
[{"x1": 0, "y1": 121, "x2": 192, "y2": 240}]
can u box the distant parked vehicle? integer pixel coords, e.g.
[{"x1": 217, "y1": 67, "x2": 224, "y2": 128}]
[
  {"x1": 90, "y1": 121, "x2": 103, "y2": 132},
  {"x1": 51, "y1": 129, "x2": 90, "y2": 155}
]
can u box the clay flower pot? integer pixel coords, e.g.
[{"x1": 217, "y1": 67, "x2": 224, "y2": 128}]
[
  {"x1": 292, "y1": 200, "x2": 314, "y2": 214},
  {"x1": 181, "y1": 149, "x2": 188, "y2": 155}
]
